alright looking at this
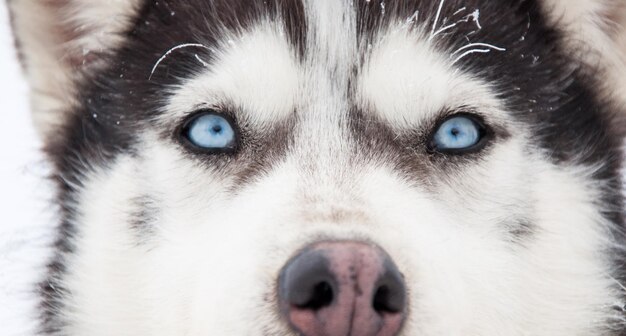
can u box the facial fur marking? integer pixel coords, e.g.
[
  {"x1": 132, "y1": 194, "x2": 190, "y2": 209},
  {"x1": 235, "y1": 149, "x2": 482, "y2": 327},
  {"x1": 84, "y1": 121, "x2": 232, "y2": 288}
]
[
  {"x1": 507, "y1": 217, "x2": 535, "y2": 242},
  {"x1": 10, "y1": 0, "x2": 626, "y2": 335},
  {"x1": 358, "y1": 24, "x2": 507, "y2": 132},
  {"x1": 128, "y1": 196, "x2": 161, "y2": 245},
  {"x1": 162, "y1": 23, "x2": 300, "y2": 126}
]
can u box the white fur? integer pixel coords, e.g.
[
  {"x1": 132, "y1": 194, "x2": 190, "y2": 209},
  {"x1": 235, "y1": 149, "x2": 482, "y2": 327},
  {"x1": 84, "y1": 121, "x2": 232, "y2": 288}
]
[
  {"x1": 163, "y1": 24, "x2": 300, "y2": 127},
  {"x1": 59, "y1": 135, "x2": 621, "y2": 335},
  {"x1": 358, "y1": 24, "x2": 509, "y2": 130},
  {"x1": 8, "y1": 0, "x2": 625, "y2": 335},
  {"x1": 54, "y1": 8, "x2": 623, "y2": 336}
]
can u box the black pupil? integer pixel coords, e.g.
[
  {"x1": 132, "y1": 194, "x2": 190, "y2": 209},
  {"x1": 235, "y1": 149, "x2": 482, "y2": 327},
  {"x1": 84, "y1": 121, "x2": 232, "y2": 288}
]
[
  {"x1": 212, "y1": 124, "x2": 223, "y2": 133},
  {"x1": 450, "y1": 127, "x2": 460, "y2": 137}
]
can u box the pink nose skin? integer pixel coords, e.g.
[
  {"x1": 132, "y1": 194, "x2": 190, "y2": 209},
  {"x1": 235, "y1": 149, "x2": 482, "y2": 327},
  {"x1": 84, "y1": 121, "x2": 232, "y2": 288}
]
[{"x1": 278, "y1": 241, "x2": 407, "y2": 336}]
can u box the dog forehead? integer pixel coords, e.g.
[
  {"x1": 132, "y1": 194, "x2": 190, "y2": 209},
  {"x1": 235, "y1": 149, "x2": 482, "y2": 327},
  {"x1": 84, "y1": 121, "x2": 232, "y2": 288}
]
[
  {"x1": 66, "y1": 0, "x2": 619, "y2": 179},
  {"x1": 159, "y1": 0, "x2": 512, "y2": 126},
  {"x1": 135, "y1": 0, "x2": 540, "y2": 94}
]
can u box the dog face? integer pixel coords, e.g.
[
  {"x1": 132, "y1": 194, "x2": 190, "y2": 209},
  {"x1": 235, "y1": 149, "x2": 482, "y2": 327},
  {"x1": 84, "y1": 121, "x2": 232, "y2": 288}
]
[{"x1": 9, "y1": 0, "x2": 626, "y2": 335}]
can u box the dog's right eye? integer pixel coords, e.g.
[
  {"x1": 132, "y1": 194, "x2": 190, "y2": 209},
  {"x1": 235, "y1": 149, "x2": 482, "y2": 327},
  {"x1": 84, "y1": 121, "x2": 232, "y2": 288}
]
[
  {"x1": 181, "y1": 112, "x2": 238, "y2": 153},
  {"x1": 428, "y1": 114, "x2": 488, "y2": 154}
]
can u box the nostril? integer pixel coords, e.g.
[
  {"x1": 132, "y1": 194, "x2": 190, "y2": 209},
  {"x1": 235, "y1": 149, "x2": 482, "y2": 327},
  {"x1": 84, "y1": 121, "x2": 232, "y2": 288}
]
[
  {"x1": 372, "y1": 262, "x2": 406, "y2": 314},
  {"x1": 279, "y1": 250, "x2": 337, "y2": 311},
  {"x1": 373, "y1": 284, "x2": 404, "y2": 313},
  {"x1": 298, "y1": 281, "x2": 334, "y2": 310},
  {"x1": 373, "y1": 285, "x2": 394, "y2": 313}
]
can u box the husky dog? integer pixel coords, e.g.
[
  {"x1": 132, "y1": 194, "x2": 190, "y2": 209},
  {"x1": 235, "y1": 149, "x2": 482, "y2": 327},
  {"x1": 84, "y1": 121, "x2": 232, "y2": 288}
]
[{"x1": 8, "y1": 0, "x2": 626, "y2": 335}]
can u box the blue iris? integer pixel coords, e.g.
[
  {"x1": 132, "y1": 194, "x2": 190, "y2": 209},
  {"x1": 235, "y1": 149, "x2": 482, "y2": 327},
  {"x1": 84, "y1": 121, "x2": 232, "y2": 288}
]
[
  {"x1": 432, "y1": 116, "x2": 483, "y2": 151},
  {"x1": 185, "y1": 113, "x2": 236, "y2": 150}
]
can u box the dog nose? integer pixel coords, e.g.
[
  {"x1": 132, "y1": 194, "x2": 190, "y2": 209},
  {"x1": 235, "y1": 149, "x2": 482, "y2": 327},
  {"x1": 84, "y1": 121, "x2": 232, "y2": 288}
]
[{"x1": 278, "y1": 241, "x2": 406, "y2": 336}]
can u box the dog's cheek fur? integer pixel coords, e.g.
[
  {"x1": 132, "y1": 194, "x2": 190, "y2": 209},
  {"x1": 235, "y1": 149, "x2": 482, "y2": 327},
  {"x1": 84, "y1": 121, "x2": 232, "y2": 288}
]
[
  {"x1": 365, "y1": 162, "x2": 619, "y2": 335},
  {"x1": 54, "y1": 143, "x2": 298, "y2": 335}
]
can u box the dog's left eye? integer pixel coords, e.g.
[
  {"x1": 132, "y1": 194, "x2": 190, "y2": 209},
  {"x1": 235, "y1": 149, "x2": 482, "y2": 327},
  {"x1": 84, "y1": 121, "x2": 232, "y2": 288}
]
[
  {"x1": 182, "y1": 112, "x2": 237, "y2": 153},
  {"x1": 430, "y1": 115, "x2": 486, "y2": 153}
]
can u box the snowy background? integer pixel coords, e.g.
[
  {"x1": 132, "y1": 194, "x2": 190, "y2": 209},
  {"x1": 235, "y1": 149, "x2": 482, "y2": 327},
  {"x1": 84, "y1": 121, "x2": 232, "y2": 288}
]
[{"x1": 0, "y1": 2, "x2": 56, "y2": 335}]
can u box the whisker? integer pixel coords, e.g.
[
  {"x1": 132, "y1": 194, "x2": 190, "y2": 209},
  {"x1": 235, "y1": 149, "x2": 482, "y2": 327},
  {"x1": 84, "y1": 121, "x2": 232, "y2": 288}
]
[
  {"x1": 430, "y1": 0, "x2": 446, "y2": 40},
  {"x1": 432, "y1": 22, "x2": 458, "y2": 37},
  {"x1": 610, "y1": 275, "x2": 626, "y2": 293},
  {"x1": 452, "y1": 48, "x2": 491, "y2": 64},
  {"x1": 452, "y1": 42, "x2": 506, "y2": 56},
  {"x1": 149, "y1": 43, "x2": 211, "y2": 80},
  {"x1": 194, "y1": 54, "x2": 209, "y2": 67},
  {"x1": 453, "y1": 7, "x2": 467, "y2": 16}
]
